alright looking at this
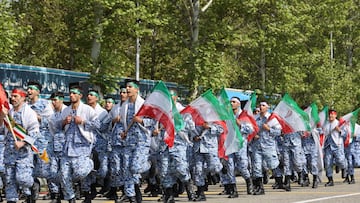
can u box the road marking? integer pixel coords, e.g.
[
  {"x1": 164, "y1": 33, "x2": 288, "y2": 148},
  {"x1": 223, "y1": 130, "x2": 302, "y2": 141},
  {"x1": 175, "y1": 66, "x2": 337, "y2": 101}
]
[{"x1": 292, "y1": 192, "x2": 360, "y2": 203}]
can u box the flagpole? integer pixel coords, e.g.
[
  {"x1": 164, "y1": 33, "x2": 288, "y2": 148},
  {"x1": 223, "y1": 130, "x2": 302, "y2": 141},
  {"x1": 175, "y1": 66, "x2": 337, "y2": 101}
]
[
  {"x1": 121, "y1": 120, "x2": 134, "y2": 139},
  {"x1": 4, "y1": 115, "x2": 18, "y2": 142}
]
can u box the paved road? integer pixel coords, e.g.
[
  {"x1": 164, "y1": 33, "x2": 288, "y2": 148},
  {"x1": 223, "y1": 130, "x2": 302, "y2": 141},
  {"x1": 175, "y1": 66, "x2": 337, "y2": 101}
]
[{"x1": 35, "y1": 168, "x2": 360, "y2": 203}]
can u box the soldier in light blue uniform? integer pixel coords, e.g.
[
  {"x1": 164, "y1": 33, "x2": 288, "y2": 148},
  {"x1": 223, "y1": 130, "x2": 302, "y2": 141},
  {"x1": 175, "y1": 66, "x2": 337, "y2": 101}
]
[
  {"x1": 252, "y1": 102, "x2": 281, "y2": 195},
  {"x1": 343, "y1": 123, "x2": 360, "y2": 184},
  {"x1": 192, "y1": 122, "x2": 223, "y2": 201},
  {"x1": 323, "y1": 109, "x2": 347, "y2": 187},
  {"x1": 143, "y1": 125, "x2": 161, "y2": 198},
  {"x1": 108, "y1": 88, "x2": 128, "y2": 201},
  {"x1": 27, "y1": 81, "x2": 54, "y2": 200},
  {"x1": 271, "y1": 132, "x2": 285, "y2": 190},
  {"x1": 232, "y1": 97, "x2": 253, "y2": 197},
  {"x1": 282, "y1": 131, "x2": 306, "y2": 191},
  {"x1": 153, "y1": 89, "x2": 196, "y2": 203},
  {"x1": 219, "y1": 96, "x2": 253, "y2": 198},
  {"x1": 81, "y1": 89, "x2": 112, "y2": 203},
  {"x1": 48, "y1": 92, "x2": 67, "y2": 203},
  {"x1": 0, "y1": 88, "x2": 40, "y2": 203},
  {"x1": 60, "y1": 86, "x2": 98, "y2": 203},
  {"x1": 301, "y1": 127, "x2": 322, "y2": 188},
  {"x1": 118, "y1": 81, "x2": 152, "y2": 203}
]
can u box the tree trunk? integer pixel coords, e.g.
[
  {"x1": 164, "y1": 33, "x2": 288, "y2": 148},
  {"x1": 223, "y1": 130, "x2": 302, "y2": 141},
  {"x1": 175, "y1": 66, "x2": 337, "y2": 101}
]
[
  {"x1": 91, "y1": 2, "x2": 103, "y2": 73},
  {"x1": 259, "y1": 46, "x2": 266, "y2": 91},
  {"x1": 189, "y1": 0, "x2": 200, "y2": 100}
]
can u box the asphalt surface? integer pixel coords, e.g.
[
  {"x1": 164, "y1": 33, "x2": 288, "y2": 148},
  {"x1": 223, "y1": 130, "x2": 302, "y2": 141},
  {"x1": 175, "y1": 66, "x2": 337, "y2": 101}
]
[{"x1": 33, "y1": 168, "x2": 360, "y2": 203}]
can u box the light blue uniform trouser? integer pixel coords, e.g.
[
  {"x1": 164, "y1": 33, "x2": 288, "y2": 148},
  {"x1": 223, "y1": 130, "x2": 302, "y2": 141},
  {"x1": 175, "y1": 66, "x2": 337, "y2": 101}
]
[{"x1": 123, "y1": 144, "x2": 150, "y2": 197}]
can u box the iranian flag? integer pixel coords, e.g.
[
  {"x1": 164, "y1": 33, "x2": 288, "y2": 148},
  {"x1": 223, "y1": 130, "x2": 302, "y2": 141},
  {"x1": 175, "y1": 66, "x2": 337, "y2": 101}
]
[
  {"x1": 238, "y1": 93, "x2": 259, "y2": 142},
  {"x1": 318, "y1": 106, "x2": 329, "y2": 128},
  {"x1": 3, "y1": 115, "x2": 40, "y2": 153},
  {"x1": 354, "y1": 123, "x2": 360, "y2": 137},
  {"x1": 318, "y1": 106, "x2": 328, "y2": 146},
  {"x1": 181, "y1": 89, "x2": 229, "y2": 126},
  {"x1": 338, "y1": 108, "x2": 360, "y2": 147},
  {"x1": 267, "y1": 93, "x2": 311, "y2": 134},
  {"x1": 136, "y1": 81, "x2": 184, "y2": 148},
  {"x1": 304, "y1": 102, "x2": 320, "y2": 129},
  {"x1": 217, "y1": 88, "x2": 243, "y2": 157},
  {"x1": 0, "y1": 83, "x2": 10, "y2": 111}
]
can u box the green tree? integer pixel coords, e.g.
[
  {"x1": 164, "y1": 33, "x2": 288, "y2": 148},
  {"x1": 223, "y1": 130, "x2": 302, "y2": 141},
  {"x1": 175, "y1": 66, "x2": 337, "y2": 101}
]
[{"x1": 0, "y1": 1, "x2": 29, "y2": 62}]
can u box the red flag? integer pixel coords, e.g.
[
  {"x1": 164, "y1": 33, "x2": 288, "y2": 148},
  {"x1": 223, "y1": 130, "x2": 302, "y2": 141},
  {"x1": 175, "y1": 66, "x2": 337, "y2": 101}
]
[
  {"x1": 215, "y1": 120, "x2": 228, "y2": 160},
  {"x1": 0, "y1": 83, "x2": 10, "y2": 111},
  {"x1": 319, "y1": 134, "x2": 325, "y2": 147},
  {"x1": 237, "y1": 93, "x2": 258, "y2": 142}
]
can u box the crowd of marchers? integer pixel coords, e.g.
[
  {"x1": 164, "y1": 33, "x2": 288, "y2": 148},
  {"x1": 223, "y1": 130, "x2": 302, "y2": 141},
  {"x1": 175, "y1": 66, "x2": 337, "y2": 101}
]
[{"x1": 0, "y1": 80, "x2": 359, "y2": 203}]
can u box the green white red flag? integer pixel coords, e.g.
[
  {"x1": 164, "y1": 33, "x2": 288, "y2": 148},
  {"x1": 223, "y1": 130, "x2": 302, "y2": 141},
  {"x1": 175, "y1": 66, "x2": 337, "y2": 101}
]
[
  {"x1": 3, "y1": 115, "x2": 39, "y2": 153},
  {"x1": 267, "y1": 93, "x2": 311, "y2": 134},
  {"x1": 0, "y1": 83, "x2": 10, "y2": 111},
  {"x1": 136, "y1": 81, "x2": 184, "y2": 148},
  {"x1": 181, "y1": 89, "x2": 229, "y2": 126},
  {"x1": 318, "y1": 106, "x2": 329, "y2": 146},
  {"x1": 354, "y1": 123, "x2": 360, "y2": 137},
  {"x1": 318, "y1": 106, "x2": 328, "y2": 128},
  {"x1": 338, "y1": 108, "x2": 360, "y2": 147},
  {"x1": 217, "y1": 88, "x2": 243, "y2": 157},
  {"x1": 238, "y1": 93, "x2": 259, "y2": 142},
  {"x1": 304, "y1": 102, "x2": 320, "y2": 129}
]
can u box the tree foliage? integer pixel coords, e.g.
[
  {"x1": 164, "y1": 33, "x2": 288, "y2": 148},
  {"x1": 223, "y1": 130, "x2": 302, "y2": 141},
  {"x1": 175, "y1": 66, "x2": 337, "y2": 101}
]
[{"x1": 1, "y1": 0, "x2": 359, "y2": 114}]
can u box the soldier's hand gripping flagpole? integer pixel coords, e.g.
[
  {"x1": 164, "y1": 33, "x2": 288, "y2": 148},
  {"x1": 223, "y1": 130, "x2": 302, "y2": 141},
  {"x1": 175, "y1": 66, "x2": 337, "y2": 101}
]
[
  {"x1": 4, "y1": 115, "x2": 18, "y2": 142},
  {"x1": 121, "y1": 120, "x2": 134, "y2": 140}
]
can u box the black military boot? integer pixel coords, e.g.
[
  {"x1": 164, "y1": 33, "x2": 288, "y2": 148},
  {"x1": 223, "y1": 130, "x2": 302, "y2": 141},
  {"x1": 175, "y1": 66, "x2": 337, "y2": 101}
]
[
  {"x1": 245, "y1": 178, "x2": 253, "y2": 194},
  {"x1": 272, "y1": 176, "x2": 284, "y2": 189},
  {"x1": 252, "y1": 178, "x2": 259, "y2": 195},
  {"x1": 253, "y1": 178, "x2": 265, "y2": 195},
  {"x1": 164, "y1": 187, "x2": 175, "y2": 203},
  {"x1": 116, "y1": 187, "x2": 126, "y2": 203},
  {"x1": 89, "y1": 184, "x2": 97, "y2": 199},
  {"x1": 135, "y1": 184, "x2": 142, "y2": 203},
  {"x1": 128, "y1": 196, "x2": 136, "y2": 203},
  {"x1": 263, "y1": 171, "x2": 269, "y2": 184},
  {"x1": 50, "y1": 193, "x2": 61, "y2": 203},
  {"x1": 312, "y1": 175, "x2": 319, "y2": 188},
  {"x1": 302, "y1": 174, "x2": 310, "y2": 187},
  {"x1": 218, "y1": 184, "x2": 231, "y2": 195},
  {"x1": 31, "y1": 178, "x2": 40, "y2": 202},
  {"x1": 283, "y1": 175, "x2": 291, "y2": 191},
  {"x1": 325, "y1": 176, "x2": 334, "y2": 187},
  {"x1": 349, "y1": 175, "x2": 355, "y2": 184},
  {"x1": 82, "y1": 191, "x2": 92, "y2": 203},
  {"x1": 297, "y1": 172, "x2": 303, "y2": 185},
  {"x1": 26, "y1": 195, "x2": 35, "y2": 203},
  {"x1": 184, "y1": 180, "x2": 196, "y2": 201},
  {"x1": 341, "y1": 168, "x2": 346, "y2": 178},
  {"x1": 68, "y1": 197, "x2": 76, "y2": 203},
  {"x1": 106, "y1": 187, "x2": 118, "y2": 200},
  {"x1": 228, "y1": 183, "x2": 238, "y2": 198},
  {"x1": 195, "y1": 185, "x2": 206, "y2": 201},
  {"x1": 74, "y1": 182, "x2": 82, "y2": 200},
  {"x1": 257, "y1": 178, "x2": 265, "y2": 195}
]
